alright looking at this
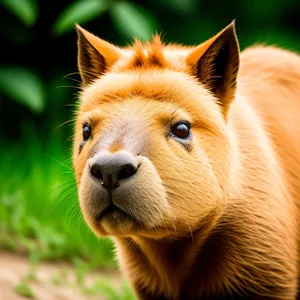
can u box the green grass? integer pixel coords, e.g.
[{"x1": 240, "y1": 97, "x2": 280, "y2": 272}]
[
  {"x1": 0, "y1": 123, "x2": 115, "y2": 270},
  {"x1": 15, "y1": 280, "x2": 35, "y2": 298},
  {"x1": 83, "y1": 278, "x2": 136, "y2": 300},
  {"x1": 0, "y1": 121, "x2": 137, "y2": 298}
]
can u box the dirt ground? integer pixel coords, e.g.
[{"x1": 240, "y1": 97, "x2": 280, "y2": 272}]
[{"x1": 0, "y1": 251, "x2": 122, "y2": 300}]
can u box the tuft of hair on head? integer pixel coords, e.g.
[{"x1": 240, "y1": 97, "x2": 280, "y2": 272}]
[
  {"x1": 76, "y1": 22, "x2": 240, "y2": 120},
  {"x1": 131, "y1": 34, "x2": 166, "y2": 68}
]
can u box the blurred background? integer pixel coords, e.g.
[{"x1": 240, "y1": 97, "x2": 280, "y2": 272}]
[{"x1": 1, "y1": 0, "x2": 300, "y2": 299}]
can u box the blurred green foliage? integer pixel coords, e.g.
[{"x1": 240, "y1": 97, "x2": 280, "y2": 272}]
[
  {"x1": 110, "y1": 1, "x2": 159, "y2": 41},
  {"x1": 52, "y1": 0, "x2": 109, "y2": 36},
  {"x1": 1, "y1": 0, "x2": 300, "y2": 278},
  {"x1": 0, "y1": 0, "x2": 38, "y2": 26},
  {"x1": 0, "y1": 66, "x2": 46, "y2": 113}
]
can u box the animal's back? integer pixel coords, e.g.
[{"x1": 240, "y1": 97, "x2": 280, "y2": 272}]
[
  {"x1": 239, "y1": 46, "x2": 300, "y2": 202},
  {"x1": 230, "y1": 46, "x2": 300, "y2": 293}
]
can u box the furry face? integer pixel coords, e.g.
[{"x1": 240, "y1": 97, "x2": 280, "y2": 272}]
[{"x1": 73, "y1": 23, "x2": 239, "y2": 240}]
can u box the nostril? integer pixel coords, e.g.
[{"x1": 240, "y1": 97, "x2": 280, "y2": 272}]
[
  {"x1": 118, "y1": 163, "x2": 138, "y2": 181},
  {"x1": 90, "y1": 163, "x2": 103, "y2": 180}
]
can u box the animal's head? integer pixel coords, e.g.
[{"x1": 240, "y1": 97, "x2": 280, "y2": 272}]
[{"x1": 73, "y1": 22, "x2": 240, "y2": 239}]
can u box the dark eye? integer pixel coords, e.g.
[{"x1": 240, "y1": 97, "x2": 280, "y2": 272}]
[
  {"x1": 171, "y1": 122, "x2": 191, "y2": 139},
  {"x1": 83, "y1": 124, "x2": 91, "y2": 141}
]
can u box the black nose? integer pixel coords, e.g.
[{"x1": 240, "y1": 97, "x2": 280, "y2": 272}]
[{"x1": 90, "y1": 151, "x2": 138, "y2": 190}]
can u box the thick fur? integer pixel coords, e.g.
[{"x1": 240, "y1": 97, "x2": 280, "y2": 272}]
[{"x1": 72, "y1": 22, "x2": 300, "y2": 299}]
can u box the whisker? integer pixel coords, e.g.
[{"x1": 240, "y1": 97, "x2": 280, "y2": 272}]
[
  {"x1": 63, "y1": 103, "x2": 81, "y2": 108},
  {"x1": 63, "y1": 71, "x2": 81, "y2": 78},
  {"x1": 63, "y1": 76, "x2": 82, "y2": 85},
  {"x1": 56, "y1": 186, "x2": 77, "y2": 202},
  {"x1": 65, "y1": 136, "x2": 75, "y2": 143},
  {"x1": 44, "y1": 153, "x2": 73, "y2": 171},
  {"x1": 66, "y1": 202, "x2": 82, "y2": 225},
  {"x1": 47, "y1": 172, "x2": 73, "y2": 176},
  {"x1": 53, "y1": 119, "x2": 76, "y2": 132},
  {"x1": 49, "y1": 181, "x2": 76, "y2": 194},
  {"x1": 55, "y1": 85, "x2": 82, "y2": 90},
  {"x1": 57, "y1": 190, "x2": 78, "y2": 212}
]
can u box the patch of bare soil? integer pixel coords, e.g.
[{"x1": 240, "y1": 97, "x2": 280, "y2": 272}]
[{"x1": 0, "y1": 251, "x2": 122, "y2": 300}]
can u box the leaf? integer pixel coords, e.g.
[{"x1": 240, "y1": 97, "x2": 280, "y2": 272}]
[
  {"x1": 160, "y1": 0, "x2": 198, "y2": 15},
  {"x1": 52, "y1": 0, "x2": 108, "y2": 36},
  {"x1": 110, "y1": 1, "x2": 159, "y2": 41},
  {"x1": 0, "y1": 66, "x2": 46, "y2": 113},
  {"x1": 0, "y1": 0, "x2": 38, "y2": 26},
  {"x1": 15, "y1": 280, "x2": 35, "y2": 298}
]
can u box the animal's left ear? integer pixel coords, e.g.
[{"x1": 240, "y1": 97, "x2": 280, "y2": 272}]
[
  {"x1": 76, "y1": 24, "x2": 121, "y2": 87},
  {"x1": 186, "y1": 21, "x2": 240, "y2": 117}
]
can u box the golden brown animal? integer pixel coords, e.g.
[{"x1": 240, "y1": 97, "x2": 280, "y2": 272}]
[{"x1": 72, "y1": 22, "x2": 300, "y2": 299}]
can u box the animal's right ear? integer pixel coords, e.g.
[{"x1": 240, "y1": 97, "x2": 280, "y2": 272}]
[
  {"x1": 76, "y1": 25, "x2": 121, "y2": 87},
  {"x1": 186, "y1": 22, "x2": 239, "y2": 118}
]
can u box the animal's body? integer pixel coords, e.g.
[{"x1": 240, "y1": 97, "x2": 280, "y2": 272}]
[{"x1": 72, "y1": 22, "x2": 300, "y2": 299}]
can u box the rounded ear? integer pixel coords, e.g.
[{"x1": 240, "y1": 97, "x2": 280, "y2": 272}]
[
  {"x1": 186, "y1": 21, "x2": 240, "y2": 118},
  {"x1": 76, "y1": 25, "x2": 121, "y2": 87}
]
